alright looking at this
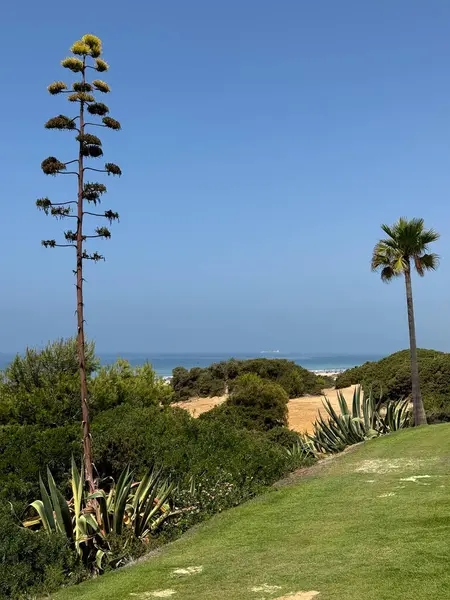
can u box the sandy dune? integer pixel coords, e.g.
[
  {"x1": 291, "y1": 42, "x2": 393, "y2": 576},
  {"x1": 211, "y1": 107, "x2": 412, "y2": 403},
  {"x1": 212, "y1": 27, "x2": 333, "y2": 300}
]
[{"x1": 175, "y1": 385, "x2": 358, "y2": 433}]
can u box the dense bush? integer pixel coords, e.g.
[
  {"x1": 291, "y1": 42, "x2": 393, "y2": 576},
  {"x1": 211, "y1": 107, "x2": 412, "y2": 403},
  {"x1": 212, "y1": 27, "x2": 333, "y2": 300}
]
[
  {"x1": 91, "y1": 359, "x2": 173, "y2": 411},
  {"x1": 171, "y1": 358, "x2": 324, "y2": 401},
  {"x1": 204, "y1": 374, "x2": 289, "y2": 430},
  {"x1": 335, "y1": 349, "x2": 450, "y2": 419},
  {"x1": 0, "y1": 340, "x2": 172, "y2": 427},
  {"x1": 0, "y1": 501, "x2": 85, "y2": 600},
  {"x1": 0, "y1": 339, "x2": 96, "y2": 427},
  {"x1": 0, "y1": 424, "x2": 79, "y2": 508},
  {"x1": 0, "y1": 343, "x2": 313, "y2": 596}
]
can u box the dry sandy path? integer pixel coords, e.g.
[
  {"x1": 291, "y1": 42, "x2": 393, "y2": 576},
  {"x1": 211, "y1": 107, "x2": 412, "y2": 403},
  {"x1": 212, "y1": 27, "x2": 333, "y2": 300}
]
[{"x1": 175, "y1": 385, "x2": 358, "y2": 433}]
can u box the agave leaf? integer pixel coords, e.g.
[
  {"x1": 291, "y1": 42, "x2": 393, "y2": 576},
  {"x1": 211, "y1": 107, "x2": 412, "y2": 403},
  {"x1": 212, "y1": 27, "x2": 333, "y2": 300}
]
[
  {"x1": 39, "y1": 472, "x2": 56, "y2": 531},
  {"x1": 47, "y1": 467, "x2": 72, "y2": 538},
  {"x1": 26, "y1": 500, "x2": 51, "y2": 531},
  {"x1": 88, "y1": 490, "x2": 110, "y2": 535},
  {"x1": 113, "y1": 466, "x2": 132, "y2": 535}
]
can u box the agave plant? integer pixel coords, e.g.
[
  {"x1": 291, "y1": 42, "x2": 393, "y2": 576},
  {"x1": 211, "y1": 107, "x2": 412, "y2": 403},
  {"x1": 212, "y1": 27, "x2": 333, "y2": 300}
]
[
  {"x1": 23, "y1": 458, "x2": 174, "y2": 571},
  {"x1": 90, "y1": 467, "x2": 175, "y2": 541},
  {"x1": 297, "y1": 386, "x2": 411, "y2": 456}
]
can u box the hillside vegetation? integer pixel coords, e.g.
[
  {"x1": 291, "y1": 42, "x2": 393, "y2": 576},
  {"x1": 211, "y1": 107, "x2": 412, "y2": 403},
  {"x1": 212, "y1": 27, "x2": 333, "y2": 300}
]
[
  {"x1": 171, "y1": 358, "x2": 329, "y2": 401},
  {"x1": 52, "y1": 424, "x2": 450, "y2": 600},
  {"x1": 335, "y1": 349, "x2": 450, "y2": 420},
  {"x1": 0, "y1": 341, "x2": 311, "y2": 599}
]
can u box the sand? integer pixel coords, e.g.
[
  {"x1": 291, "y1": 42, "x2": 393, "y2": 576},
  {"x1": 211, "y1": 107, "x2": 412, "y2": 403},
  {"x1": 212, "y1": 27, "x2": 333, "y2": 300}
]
[{"x1": 175, "y1": 385, "x2": 358, "y2": 434}]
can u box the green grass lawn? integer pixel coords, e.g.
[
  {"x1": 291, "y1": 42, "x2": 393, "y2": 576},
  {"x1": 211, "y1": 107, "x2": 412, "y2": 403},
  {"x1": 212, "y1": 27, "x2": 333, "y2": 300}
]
[{"x1": 54, "y1": 424, "x2": 450, "y2": 600}]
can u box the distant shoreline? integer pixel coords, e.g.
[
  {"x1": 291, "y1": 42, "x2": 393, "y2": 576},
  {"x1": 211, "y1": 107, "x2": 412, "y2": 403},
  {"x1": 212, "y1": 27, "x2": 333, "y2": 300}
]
[{"x1": 0, "y1": 351, "x2": 374, "y2": 378}]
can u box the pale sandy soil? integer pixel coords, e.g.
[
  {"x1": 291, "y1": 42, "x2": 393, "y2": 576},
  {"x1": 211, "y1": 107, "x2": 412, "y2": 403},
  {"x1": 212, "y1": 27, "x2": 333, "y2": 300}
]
[{"x1": 175, "y1": 385, "x2": 358, "y2": 434}]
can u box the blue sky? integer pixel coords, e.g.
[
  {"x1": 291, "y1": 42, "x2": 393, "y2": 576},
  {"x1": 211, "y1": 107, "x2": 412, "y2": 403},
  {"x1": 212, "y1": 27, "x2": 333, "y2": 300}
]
[{"x1": 2, "y1": 0, "x2": 450, "y2": 354}]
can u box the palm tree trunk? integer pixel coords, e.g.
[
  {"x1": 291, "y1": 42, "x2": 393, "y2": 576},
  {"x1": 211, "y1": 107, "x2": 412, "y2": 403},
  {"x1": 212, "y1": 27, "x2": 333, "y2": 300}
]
[{"x1": 404, "y1": 264, "x2": 427, "y2": 426}]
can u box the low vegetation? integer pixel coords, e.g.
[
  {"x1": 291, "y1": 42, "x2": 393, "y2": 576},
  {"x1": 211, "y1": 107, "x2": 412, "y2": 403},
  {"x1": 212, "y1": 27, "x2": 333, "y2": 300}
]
[
  {"x1": 52, "y1": 424, "x2": 450, "y2": 600},
  {"x1": 0, "y1": 340, "x2": 309, "y2": 599},
  {"x1": 335, "y1": 349, "x2": 450, "y2": 420},
  {"x1": 199, "y1": 373, "x2": 290, "y2": 430},
  {"x1": 172, "y1": 357, "x2": 330, "y2": 401},
  {"x1": 298, "y1": 387, "x2": 411, "y2": 456}
]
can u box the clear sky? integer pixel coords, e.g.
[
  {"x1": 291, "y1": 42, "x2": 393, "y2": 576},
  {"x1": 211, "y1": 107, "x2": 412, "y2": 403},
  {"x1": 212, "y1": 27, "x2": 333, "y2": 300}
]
[{"x1": 2, "y1": 0, "x2": 450, "y2": 354}]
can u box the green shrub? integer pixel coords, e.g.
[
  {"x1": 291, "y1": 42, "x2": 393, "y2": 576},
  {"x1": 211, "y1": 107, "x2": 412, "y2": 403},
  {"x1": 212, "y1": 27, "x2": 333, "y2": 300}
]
[
  {"x1": 0, "y1": 338, "x2": 96, "y2": 427},
  {"x1": 92, "y1": 403, "x2": 303, "y2": 518},
  {"x1": 0, "y1": 501, "x2": 85, "y2": 599},
  {"x1": 335, "y1": 349, "x2": 450, "y2": 419},
  {"x1": 90, "y1": 359, "x2": 173, "y2": 412},
  {"x1": 0, "y1": 340, "x2": 172, "y2": 427},
  {"x1": 266, "y1": 426, "x2": 301, "y2": 448},
  {"x1": 225, "y1": 374, "x2": 289, "y2": 430},
  {"x1": 171, "y1": 358, "x2": 324, "y2": 401}
]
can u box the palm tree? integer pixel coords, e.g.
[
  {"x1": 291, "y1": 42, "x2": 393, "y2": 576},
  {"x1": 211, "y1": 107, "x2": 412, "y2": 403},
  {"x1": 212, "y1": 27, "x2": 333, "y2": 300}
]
[{"x1": 371, "y1": 217, "x2": 439, "y2": 426}]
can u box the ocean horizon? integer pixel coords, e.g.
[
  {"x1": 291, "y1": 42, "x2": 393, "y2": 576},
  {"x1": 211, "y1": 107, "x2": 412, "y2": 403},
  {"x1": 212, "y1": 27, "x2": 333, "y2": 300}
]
[{"x1": 0, "y1": 351, "x2": 384, "y2": 377}]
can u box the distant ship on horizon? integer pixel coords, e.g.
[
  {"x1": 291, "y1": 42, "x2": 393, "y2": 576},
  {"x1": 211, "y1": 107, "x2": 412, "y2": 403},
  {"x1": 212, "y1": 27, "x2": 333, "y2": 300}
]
[{"x1": 260, "y1": 350, "x2": 280, "y2": 354}]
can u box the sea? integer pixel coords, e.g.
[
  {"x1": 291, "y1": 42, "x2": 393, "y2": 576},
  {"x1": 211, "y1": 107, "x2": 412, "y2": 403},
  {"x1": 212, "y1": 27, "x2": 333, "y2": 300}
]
[
  {"x1": 96, "y1": 352, "x2": 382, "y2": 377},
  {"x1": 0, "y1": 351, "x2": 382, "y2": 377}
]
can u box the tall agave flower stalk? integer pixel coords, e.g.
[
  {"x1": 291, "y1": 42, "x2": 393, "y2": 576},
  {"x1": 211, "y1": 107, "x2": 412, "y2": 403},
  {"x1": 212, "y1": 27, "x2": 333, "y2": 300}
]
[{"x1": 37, "y1": 35, "x2": 121, "y2": 493}]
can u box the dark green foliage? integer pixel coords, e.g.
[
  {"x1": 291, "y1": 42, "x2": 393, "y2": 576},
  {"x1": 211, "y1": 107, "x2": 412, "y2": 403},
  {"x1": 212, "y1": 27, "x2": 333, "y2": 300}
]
[
  {"x1": 102, "y1": 116, "x2": 121, "y2": 130},
  {"x1": 335, "y1": 349, "x2": 450, "y2": 419},
  {"x1": 92, "y1": 404, "x2": 297, "y2": 496},
  {"x1": 45, "y1": 115, "x2": 76, "y2": 130},
  {"x1": 105, "y1": 162, "x2": 122, "y2": 176},
  {"x1": 87, "y1": 102, "x2": 109, "y2": 116},
  {"x1": 0, "y1": 424, "x2": 79, "y2": 507},
  {"x1": 65, "y1": 230, "x2": 78, "y2": 242},
  {"x1": 266, "y1": 426, "x2": 302, "y2": 448},
  {"x1": 0, "y1": 502, "x2": 85, "y2": 600},
  {"x1": 83, "y1": 182, "x2": 107, "y2": 203},
  {"x1": 0, "y1": 341, "x2": 173, "y2": 429},
  {"x1": 104, "y1": 210, "x2": 120, "y2": 222},
  {"x1": 95, "y1": 226, "x2": 111, "y2": 238},
  {"x1": 171, "y1": 358, "x2": 324, "y2": 401},
  {"x1": 223, "y1": 374, "x2": 289, "y2": 430},
  {"x1": 90, "y1": 360, "x2": 173, "y2": 414},
  {"x1": 0, "y1": 339, "x2": 96, "y2": 427},
  {"x1": 41, "y1": 156, "x2": 66, "y2": 175},
  {"x1": 36, "y1": 197, "x2": 52, "y2": 213}
]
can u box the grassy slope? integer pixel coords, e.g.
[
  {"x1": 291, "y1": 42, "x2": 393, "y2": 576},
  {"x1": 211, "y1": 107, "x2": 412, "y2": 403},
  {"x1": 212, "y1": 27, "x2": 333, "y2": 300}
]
[{"x1": 55, "y1": 425, "x2": 450, "y2": 600}]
